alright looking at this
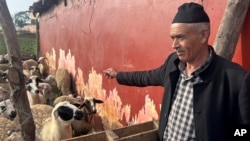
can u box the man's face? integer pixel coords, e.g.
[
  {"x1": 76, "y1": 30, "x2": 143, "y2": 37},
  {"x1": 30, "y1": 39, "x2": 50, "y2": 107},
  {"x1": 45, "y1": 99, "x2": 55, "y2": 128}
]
[{"x1": 170, "y1": 23, "x2": 203, "y2": 63}]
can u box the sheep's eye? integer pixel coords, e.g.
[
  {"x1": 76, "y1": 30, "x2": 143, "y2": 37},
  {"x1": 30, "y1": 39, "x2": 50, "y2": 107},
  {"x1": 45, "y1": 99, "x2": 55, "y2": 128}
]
[{"x1": 1, "y1": 106, "x2": 6, "y2": 111}]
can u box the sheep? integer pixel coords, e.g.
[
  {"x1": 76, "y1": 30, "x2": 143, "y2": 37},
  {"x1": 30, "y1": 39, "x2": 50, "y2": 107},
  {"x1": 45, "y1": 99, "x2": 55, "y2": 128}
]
[
  {"x1": 0, "y1": 54, "x2": 9, "y2": 64},
  {"x1": 71, "y1": 97, "x2": 103, "y2": 136},
  {"x1": 0, "y1": 100, "x2": 19, "y2": 140},
  {"x1": 26, "y1": 76, "x2": 48, "y2": 106},
  {"x1": 0, "y1": 99, "x2": 16, "y2": 121},
  {"x1": 0, "y1": 87, "x2": 10, "y2": 102},
  {"x1": 26, "y1": 75, "x2": 52, "y2": 105},
  {"x1": 53, "y1": 95, "x2": 83, "y2": 107},
  {"x1": 38, "y1": 57, "x2": 50, "y2": 79},
  {"x1": 31, "y1": 104, "x2": 54, "y2": 129},
  {"x1": 0, "y1": 104, "x2": 53, "y2": 141},
  {"x1": 0, "y1": 55, "x2": 7, "y2": 64},
  {"x1": 22, "y1": 59, "x2": 38, "y2": 70},
  {"x1": 53, "y1": 95, "x2": 104, "y2": 136},
  {"x1": 0, "y1": 64, "x2": 9, "y2": 83},
  {"x1": 42, "y1": 75, "x2": 61, "y2": 104},
  {"x1": 0, "y1": 117, "x2": 20, "y2": 140},
  {"x1": 55, "y1": 68, "x2": 73, "y2": 96},
  {"x1": 23, "y1": 65, "x2": 41, "y2": 80},
  {"x1": 36, "y1": 101, "x2": 84, "y2": 141},
  {"x1": 3, "y1": 132, "x2": 24, "y2": 141},
  {"x1": 3, "y1": 54, "x2": 9, "y2": 63}
]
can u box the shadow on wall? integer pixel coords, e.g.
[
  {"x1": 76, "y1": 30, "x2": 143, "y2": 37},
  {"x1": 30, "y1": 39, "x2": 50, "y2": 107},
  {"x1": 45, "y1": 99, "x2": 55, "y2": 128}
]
[{"x1": 45, "y1": 48, "x2": 159, "y2": 130}]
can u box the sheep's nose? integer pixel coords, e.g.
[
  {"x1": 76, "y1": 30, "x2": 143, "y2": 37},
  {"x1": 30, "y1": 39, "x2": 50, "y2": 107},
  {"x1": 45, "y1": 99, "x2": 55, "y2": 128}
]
[
  {"x1": 35, "y1": 90, "x2": 40, "y2": 94},
  {"x1": 92, "y1": 109, "x2": 97, "y2": 114},
  {"x1": 74, "y1": 110, "x2": 84, "y2": 120},
  {"x1": 10, "y1": 111, "x2": 16, "y2": 118}
]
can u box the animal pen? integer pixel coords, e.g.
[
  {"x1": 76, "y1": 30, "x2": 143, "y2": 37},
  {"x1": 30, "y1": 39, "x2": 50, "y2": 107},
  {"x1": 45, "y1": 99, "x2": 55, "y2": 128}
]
[{"x1": 0, "y1": 0, "x2": 250, "y2": 140}]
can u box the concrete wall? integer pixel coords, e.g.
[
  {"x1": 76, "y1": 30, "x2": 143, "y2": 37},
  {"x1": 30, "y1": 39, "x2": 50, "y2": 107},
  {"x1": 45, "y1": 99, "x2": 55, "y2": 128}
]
[{"x1": 37, "y1": 0, "x2": 250, "y2": 131}]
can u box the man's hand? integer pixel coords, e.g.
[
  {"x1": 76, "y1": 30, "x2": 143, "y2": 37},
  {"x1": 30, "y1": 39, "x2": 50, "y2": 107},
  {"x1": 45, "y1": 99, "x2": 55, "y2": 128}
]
[{"x1": 103, "y1": 68, "x2": 118, "y2": 79}]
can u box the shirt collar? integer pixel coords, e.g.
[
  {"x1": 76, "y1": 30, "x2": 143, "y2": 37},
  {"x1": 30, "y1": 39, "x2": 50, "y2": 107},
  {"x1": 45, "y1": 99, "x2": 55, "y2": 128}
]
[{"x1": 178, "y1": 48, "x2": 212, "y2": 76}]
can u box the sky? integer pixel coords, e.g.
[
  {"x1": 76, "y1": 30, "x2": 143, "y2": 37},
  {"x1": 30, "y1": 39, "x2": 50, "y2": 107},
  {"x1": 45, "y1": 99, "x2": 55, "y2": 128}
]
[{"x1": 6, "y1": 0, "x2": 37, "y2": 15}]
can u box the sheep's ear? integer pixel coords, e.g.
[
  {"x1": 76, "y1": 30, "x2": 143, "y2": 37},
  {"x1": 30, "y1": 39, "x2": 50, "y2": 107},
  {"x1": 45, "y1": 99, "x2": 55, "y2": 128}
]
[
  {"x1": 26, "y1": 79, "x2": 32, "y2": 84},
  {"x1": 79, "y1": 103, "x2": 86, "y2": 109},
  {"x1": 36, "y1": 78, "x2": 44, "y2": 83},
  {"x1": 94, "y1": 99, "x2": 103, "y2": 104}
]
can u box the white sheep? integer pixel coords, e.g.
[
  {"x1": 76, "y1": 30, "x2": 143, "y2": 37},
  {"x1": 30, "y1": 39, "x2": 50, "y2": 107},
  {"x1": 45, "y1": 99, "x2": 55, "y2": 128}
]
[
  {"x1": 55, "y1": 68, "x2": 72, "y2": 95},
  {"x1": 0, "y1": 99, "x2": 16, "y2": 120},
  {"x1": 53, "y1": 96, "x2": 104, "y2": 136},
  {"x1": 0, "y1": 55, "x2": 5, "y2": 64},
  {"x1": 36, "y1": 101, "x2": 84, "y2": 141},
  {"x1": 0, "y1": 100, "x2": 19, "y2": 140},
  {"x1": 38, "y1": 57, "x2": 50, "y2": 79},
  {"x1": 0, "y1": 54, "x2": 9, "y2": 64}
]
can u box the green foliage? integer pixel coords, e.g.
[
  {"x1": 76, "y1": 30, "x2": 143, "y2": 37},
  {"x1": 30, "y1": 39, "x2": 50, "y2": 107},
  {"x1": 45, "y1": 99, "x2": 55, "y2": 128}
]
[
  {"x1": 0, "y1": 34, "x2": 37, "y2": 56},
  {"x1": 13, "y1": 11, "x2": 31, "y2": 28}
]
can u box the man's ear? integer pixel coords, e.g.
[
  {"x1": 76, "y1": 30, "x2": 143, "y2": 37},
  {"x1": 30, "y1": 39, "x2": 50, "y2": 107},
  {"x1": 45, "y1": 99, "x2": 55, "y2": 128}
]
[{"x1": 200, "y1": 29, "x2": 209, "y2": 43}]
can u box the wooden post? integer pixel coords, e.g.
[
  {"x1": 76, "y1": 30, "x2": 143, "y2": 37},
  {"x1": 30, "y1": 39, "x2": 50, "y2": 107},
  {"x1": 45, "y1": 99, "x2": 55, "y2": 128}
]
[
  {"x1": 0, "y1": 0, "x2": 35, "y2": 141},
  {"x1": 213, "y1": 0, "x2": 250, "y2": 60}
]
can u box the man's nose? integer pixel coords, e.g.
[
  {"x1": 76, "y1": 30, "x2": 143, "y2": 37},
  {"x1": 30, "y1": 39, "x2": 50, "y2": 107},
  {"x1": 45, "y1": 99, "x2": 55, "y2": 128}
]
[{"x1": 172, "y1": 38, "x2": 179, "y2": 49}]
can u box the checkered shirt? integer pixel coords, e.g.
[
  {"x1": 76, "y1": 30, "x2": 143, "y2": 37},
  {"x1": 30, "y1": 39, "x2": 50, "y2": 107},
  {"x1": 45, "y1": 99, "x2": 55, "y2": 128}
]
[{"x1": 163, "y1": 50, "x2": 212, "y2": 141}]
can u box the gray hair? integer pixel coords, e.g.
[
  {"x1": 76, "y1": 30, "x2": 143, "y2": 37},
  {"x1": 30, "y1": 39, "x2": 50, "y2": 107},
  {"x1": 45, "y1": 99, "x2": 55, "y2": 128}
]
[{"x1": 188, "y1": 22, "x2": 210, "y2": 34}]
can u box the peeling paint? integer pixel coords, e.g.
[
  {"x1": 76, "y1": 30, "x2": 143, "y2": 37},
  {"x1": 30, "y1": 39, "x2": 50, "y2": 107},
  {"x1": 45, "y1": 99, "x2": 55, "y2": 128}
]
[{"x1": 45, "y1": 48, "x2": 159, "y2": 130}]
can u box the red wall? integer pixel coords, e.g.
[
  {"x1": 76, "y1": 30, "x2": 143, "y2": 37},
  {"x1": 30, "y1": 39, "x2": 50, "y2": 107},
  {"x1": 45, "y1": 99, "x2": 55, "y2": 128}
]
[
  {"x1": 232, "y1": 8, "x2": 250, "y2": 71},
  {"x1": 38, "y1": 0, "x2": 250, "y2": 130}
]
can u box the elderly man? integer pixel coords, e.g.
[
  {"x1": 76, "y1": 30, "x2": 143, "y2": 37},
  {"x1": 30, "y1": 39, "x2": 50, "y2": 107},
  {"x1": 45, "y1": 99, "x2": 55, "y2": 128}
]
[{"x1": 104, "y1": 2, "x2": 250, "y2": 141}]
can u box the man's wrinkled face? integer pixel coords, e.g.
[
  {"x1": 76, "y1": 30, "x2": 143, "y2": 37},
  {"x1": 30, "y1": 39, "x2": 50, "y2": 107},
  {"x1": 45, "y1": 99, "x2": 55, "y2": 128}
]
[{"x1": 170, "y1": 23, "x2": 203, "y2": 63}]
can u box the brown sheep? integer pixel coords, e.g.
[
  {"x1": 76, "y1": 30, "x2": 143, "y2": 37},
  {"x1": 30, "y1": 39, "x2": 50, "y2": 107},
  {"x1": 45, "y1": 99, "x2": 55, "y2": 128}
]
[
  {"x1": 55, "y1": 68, "x2": 73, "y2": 95},
  {"x1": 53, "y1": 95, "x2": 103, "y2": 136},
  {"x1": 38, "y1": 57, "x2": 50, "y2": 79},
  {"x1": 22, "y1": 59, "x2": 38, "y2": 70}
]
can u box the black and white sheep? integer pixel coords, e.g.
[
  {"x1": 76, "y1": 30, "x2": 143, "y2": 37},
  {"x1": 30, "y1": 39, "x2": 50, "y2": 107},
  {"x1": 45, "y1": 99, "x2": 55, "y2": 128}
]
[
  {"x1": 36, "y1": 101, "x2": 84, "y2": 141},
  {"x1": 53, "y1": 95, "x2": 104, "y2": 136},
  {"x1": 26, "y1": 75, "x2": 50, "y2": 106}
]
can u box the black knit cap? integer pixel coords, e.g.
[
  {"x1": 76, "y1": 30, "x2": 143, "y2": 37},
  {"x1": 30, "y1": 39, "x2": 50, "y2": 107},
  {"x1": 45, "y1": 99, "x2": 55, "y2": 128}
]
[{"x1": 172, "y1": 2, "x2": 210, "y2": 23}]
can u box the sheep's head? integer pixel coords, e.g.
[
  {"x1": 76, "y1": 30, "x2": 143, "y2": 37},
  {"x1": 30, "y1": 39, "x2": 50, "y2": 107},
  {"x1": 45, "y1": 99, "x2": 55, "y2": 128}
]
[
  {"x1": 80, "y1": 97, "x2": 103, "y2": 114},
  {"x1": 26, "y1": 75, "x2": 44, "y2": 94},
  {"x1": 29, "y1": 66, "x2": 41, "y2": 76},
  {"x1": 53, "y1": 101, "x2": 84, "y2": 123},
  {"x1": 38, "y1": 57, "x2": 48, "y2": 64},
  {"x1": 0, "y1": 99, "x2": 16, "y2": 120}
]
